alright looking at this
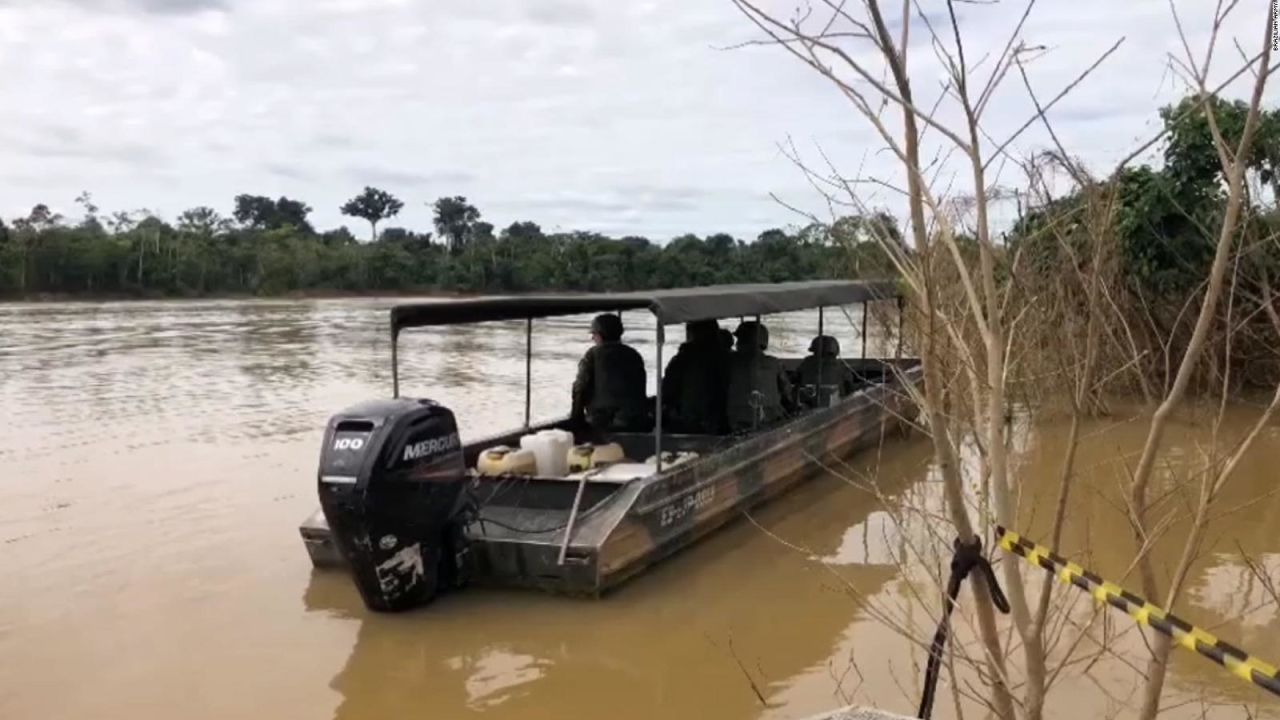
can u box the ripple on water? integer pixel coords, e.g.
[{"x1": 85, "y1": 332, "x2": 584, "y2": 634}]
[{"x1": 3, "y1": 299, "x2": 1277, "y2": 720}]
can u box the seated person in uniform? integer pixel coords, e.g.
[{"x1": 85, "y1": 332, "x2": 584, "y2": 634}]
[
  {"x1": 571, "y1": 313, "x2": 649, "y2": 434},
  {"x1": 795, "y1": 335, "x2": 858, "y2": 408},
  {"x1": 725, "y1": 321, "x2": 795, "y2": 432},
  {"x1": 661, "y1": 319, "x2": 729, "y2": 434}
]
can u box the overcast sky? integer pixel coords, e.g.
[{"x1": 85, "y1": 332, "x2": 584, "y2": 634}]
[{"x1": 0, "y1": 0, "x2": 1272, "y2": 240}]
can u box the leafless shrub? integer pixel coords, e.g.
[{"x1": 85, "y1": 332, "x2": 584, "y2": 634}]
[{"x1": 730, "y1": 0, "x2": 1278, "y2": 718}]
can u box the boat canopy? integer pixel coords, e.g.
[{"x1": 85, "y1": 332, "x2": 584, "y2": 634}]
[{"x1": 390, "y1": 280, "x2": 900, "y2": 335}]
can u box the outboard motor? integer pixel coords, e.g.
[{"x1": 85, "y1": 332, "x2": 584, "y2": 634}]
[{"x1": 317, "y1": 397, "x2": 472, "y2": 612}]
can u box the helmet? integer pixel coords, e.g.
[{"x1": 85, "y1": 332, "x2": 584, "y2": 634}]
[
  {"x1": 734, "y1": 321, "x2": 769, "y2": 350},
  {"x1": 809, "y1": 335, "x2": 840, "y2": 356},
  {"x1": 591, "y1": 313, "x2": 623, "y2": 342},
  {"x1": 685, "y1": 319, "x2": 720, "y2": 344}
]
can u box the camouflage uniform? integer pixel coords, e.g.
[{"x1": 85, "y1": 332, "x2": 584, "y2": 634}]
[
  {"x1": 796, "y1": 335, "x2": 859, "y2": 408},
  {"x1": 661, "y1": 320, "x2": 729, "y2": 434},
  {"x1": 572, "y1": 314, "x2": 648, "y2": 433},
  {"x1": 725, "y1": 322, "x2": 794, "y2": 431}
]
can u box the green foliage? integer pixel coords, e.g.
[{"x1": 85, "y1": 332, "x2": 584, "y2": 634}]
[
  {"x1": 432, "y1": 196, "x2": 481, "y2": 254},
  {"x1": 1161, "y1": 95, "x2": 1280, "y2": 196},
  {"x1": 177, "y1": 206, "x2": 228, "y2": 236},
  {"x1": 1009, "y1": 93, "x2": 1280, "y2": 300},
  {"x1": 232, "y1": 194, "x2": 314, "y2": 234},
  {"x1": 340, "y1": 186, "x2": 404, "y2": 241},
  {"x1": 1, "y1": 193, "x2": 894, "y2": 298}
]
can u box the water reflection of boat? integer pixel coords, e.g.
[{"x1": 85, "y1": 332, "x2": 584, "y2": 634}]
[
  {"x1": 304, "y1": 442, "x2": 929, "y2": 719},
  {"x1": 298, "y1": 281, "x2": 922, "y2": 610}
]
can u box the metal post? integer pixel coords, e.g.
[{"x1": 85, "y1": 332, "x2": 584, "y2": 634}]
[
  {"x1": 523, "y1": 316, "x2": 533, "y2": 428},
  {"x1": 861, "y1": 300, "x2": 869, "y2": 358},
  {"x1": 558, "y1": 476, "x2": 587, "y2": 566},
  {"x1": 752, "y1": 314, "x2": 763, "y2": 427},
  {"x1": 391, "y1": 329, "x2": 400, "y2": 398},
  {"x1": 654, "y1": 323, "x2": 664, "y2": 473},
  {"x1": 896, "y1": 296, "x2": 905, "y2": 359},
  {"x1": 816, "y1": 306, "x2": 824, "y2": 407}
]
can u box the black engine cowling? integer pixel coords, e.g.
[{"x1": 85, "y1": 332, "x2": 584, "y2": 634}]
[{"x1": 317, "y1": 397, "x2": 471, "y2": 612}]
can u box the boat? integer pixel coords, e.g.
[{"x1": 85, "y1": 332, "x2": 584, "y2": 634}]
[{"x1": 298, "y1": 280, "x2": 922, "y2": 612}]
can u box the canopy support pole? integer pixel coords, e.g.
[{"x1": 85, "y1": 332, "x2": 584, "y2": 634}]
[
  {"x1": 861, "y1": 301, "x2": 869, "y2": 358},
  {"x1": 654, "y1": 323, "x2": 665, "y2": 473},
  {"x1": 391, "y1": 330, "x2": 400, "y2": 398},
  {"x1": 817, "y1": 306, "x2": 824, "y2": 406},
  {"x1": 524, "y1": 316, "x2": 533, "y2": 428}
]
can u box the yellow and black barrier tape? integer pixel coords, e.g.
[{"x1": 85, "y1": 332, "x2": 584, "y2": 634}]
[{"x1": 994, "y1": 525, "x2": 1280, "y2": 698}]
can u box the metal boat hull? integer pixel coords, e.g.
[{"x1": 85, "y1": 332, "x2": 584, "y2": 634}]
[{"x1": 299, "y1": 360, "x2": 922, "y2": 596}]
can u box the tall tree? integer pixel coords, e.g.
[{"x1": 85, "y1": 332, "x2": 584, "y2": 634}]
[
  {"x1": 13, "y1": 203, "x2": 62, "y2": 232},
  {"x1": 341, "y1": 187, "x2": 404, "y2": 241},
  {"x1": 233, "y1": 195, "x2": 275, "y2": 229},
  {"x1": 501, "y1": 221, "x2": 543, "y2": 243},
  {"x1": 272, "y1": 197, "x2": 314, "y2": 234},
  {"x1": 705, "y1": 232, "x2": 736, "y2": 256},
  {"x1": 74, "y1": 191, "x2": 103, "y2": 233},
  {"x1": 234, "y1": 194, "x2": 314, "y2": 234},
  {"x1": 177, "y1": 206, "x2": 227, "y2": 236},
  {"x1": 432, "y1": 196, "x2": 480, "y2": 253}
]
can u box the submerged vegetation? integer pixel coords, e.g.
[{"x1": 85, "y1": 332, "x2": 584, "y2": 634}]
[
  {"x1": 1009, "y1": 94, "x2": 1280, "y2": 393},
  {"x1": 732, "y1": 0, "x2": 1279, "y2": 718}
]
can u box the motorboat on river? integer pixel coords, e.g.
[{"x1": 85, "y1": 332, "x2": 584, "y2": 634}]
[{"x1": 298, "y1": 281, "x2": 922, "y2": 612}]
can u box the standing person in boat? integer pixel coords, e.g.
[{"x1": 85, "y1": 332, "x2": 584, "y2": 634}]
[
  {"x1": 725, "y1": 321, "x2": 795, "y2": 431},
  {"x1": 571, "y1": 313, "x2": 649, "y2": 436},
  {"x1": 796, "y1": 335, "x2": 858, "y2": 408},
  {"x1": 661, "y1": 319, "x2": 729, "y2": 434}
]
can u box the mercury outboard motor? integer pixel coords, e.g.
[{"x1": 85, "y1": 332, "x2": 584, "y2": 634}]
[{"x1": 317, "y1": 397, "x2": 472, "y2": 612}]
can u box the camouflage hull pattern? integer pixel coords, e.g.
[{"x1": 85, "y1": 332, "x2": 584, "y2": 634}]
[
  {"x1": 591, "y1": 362, "x2": 920, "y2": 594},
  {"x1": 300, "y1": 360, "x2": 922, "y2": 597}
]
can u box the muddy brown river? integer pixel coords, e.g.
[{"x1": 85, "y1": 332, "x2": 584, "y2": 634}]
[{"x1": 1, "y1": 298, "x2": 1277, "y2": 719}]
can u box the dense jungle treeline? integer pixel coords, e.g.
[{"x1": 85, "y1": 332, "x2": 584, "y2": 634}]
[
  {"x1": 1, "y1": 94, "x2": 1276, "y2": 319},
  {"x1": 0, "y1": 187, "x2": 900, "y2": 298}
]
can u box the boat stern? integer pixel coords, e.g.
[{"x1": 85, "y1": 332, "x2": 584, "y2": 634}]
[
  {"x1": 299, "y1": 508, "x2": 344, "y2": 568},
  {"x1": 297, "y1": 505, "x2": 612, "y2": 594},
  {"x1": 469, "y1": 532, "x2": 603, "y2": 595}
]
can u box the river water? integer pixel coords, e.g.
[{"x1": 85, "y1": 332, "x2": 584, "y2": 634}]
[{"x1": 1, "y1": 298, "x2": 1277, "y2": 720}]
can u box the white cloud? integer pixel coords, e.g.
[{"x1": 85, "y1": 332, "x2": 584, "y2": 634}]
[
  {"x1": 0, "y1": 0, "x2": 228, "y2": 13},
  {"x1": 0, "y1": 0, "x2": 1273, "y2": 239}
]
